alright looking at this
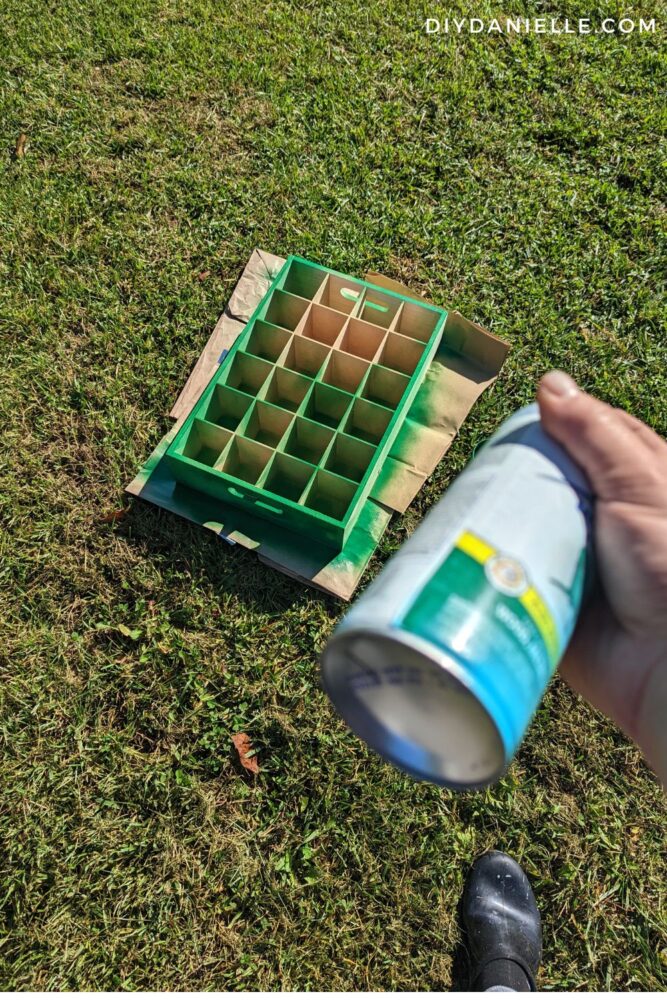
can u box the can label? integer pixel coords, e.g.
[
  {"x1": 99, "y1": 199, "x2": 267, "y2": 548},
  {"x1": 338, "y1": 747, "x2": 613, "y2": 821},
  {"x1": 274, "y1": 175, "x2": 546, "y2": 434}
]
[
  {"x1": 400, "y1": 528, "x2": 568, "y2": 668},
  {"x1": 396, "y1": 524, "x2": 588, "y2": 756}
]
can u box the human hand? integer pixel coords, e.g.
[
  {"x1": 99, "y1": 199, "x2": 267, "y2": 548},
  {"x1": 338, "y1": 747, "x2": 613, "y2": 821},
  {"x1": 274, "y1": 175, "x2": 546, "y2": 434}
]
[{"x1": 537, "y1": 371, "x2": 667, "y2": 785}]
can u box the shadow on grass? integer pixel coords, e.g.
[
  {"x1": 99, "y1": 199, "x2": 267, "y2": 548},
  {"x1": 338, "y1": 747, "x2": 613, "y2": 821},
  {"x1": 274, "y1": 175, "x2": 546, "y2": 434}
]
[
  {"x1": 121, "y1": 497, "x2": 342, "y2": 617},
  {"x1": 450, "y1": 890, "x2": 472, "y2": 991}
]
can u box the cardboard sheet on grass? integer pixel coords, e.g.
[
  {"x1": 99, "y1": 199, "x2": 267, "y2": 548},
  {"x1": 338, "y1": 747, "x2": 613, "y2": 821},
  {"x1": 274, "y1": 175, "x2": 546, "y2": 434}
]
[{"x1": 127, "y1": 249, "x2": 508, "y2": 599}]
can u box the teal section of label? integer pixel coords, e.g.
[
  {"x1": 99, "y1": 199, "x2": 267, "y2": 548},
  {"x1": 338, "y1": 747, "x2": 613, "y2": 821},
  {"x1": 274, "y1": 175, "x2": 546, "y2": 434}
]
[{"x1": 398, "y1": 547, "x2": 559, "y2": 758}]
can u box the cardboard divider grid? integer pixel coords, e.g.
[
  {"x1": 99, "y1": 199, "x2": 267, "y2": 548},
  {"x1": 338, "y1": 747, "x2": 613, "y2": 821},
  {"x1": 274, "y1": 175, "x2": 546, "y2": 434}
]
[
  {"x1": 338, "y1": 318, "x2": 385, "y2": 360},
  {"x1": 128, "y1": 248, "x2": 509, "y2": 599},
  {"x1": 176, "y1": 419, "x2": 231, "y2": 466},
  {"x1": 264, "y1": 289, "x2": 310, "y2": 330},
  {"x1": 219, "y1": 435, "x2": 273, "y2": 484},
  {"x1": 223, "y1": 352, "x2": 273, "y2": 395},
  {"x1": 358, "y1": 288, "x2": 401, "y2": 328},
  {"x1": 305, "y1": 469, "x2": 357, "y2": 520},
  {"x1": 241, "y1": 400, "x2": 293, "y2": 447},
  {"x1": 283, "y1": 416, "x2": 334, "y2": 465},
  {"x1": 314, "y1": 273, "x2": 365, "y2": 314},
  {"x1": 344, "y1": 397, "x2": 392, "y2": 444},
  {"x1": 263, "y1": 452, "x2": 314, "y2": 502},
  {"x1": 164, "y1": 256, "x2": 448, "y2": 549},
  {"x1": 300, "y1": 303, "x2": 347, "y2": 346},
  {"x1": 394, "y1": 299, "x2": 440, "y2": 342},
  {"x1": 302, "y1": 383, "x2": 353, "y2": 428},
  {"x1": 361, "y1": 365, "x2": 409, "y2": 408},
  {"x1": 204, "y1": 386, "x2": 252, "y2": 430},
  {"x1": 378, "y1": 331, "x2": 423, "y2": 375},
  {"x1": 281, "y1": 335, "x2": 329, "y2": 378},
  {"x1": 245, "y1": 319, "x2": 291, "y2": 361},
  {"x1": 321, "y1": 350, "x2": 369, "y2": 394},
  {"x1": 324, "y1": 433, "x2": 375, "y2": 482}
]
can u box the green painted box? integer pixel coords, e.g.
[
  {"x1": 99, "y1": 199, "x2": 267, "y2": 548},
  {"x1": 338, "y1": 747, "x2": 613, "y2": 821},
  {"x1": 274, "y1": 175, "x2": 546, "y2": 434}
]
[{"x1": 165, "y1": 257, "x2": 447, "y2": 549}]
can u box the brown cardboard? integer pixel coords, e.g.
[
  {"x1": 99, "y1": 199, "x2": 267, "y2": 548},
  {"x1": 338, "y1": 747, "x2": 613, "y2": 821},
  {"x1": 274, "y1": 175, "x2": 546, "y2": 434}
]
[
  {"x1": 170, "y1": 249, "x2": 285, "y2": 423},
  {"x1": 364, "y1": 271, "x2": 509, "y2": 514}
]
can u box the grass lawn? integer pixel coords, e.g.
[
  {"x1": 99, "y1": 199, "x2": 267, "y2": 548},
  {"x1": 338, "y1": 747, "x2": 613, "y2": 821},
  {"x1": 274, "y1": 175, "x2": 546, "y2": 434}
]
[{"x1": 1, "y1": 0, "x2": 666, "y2": 989}]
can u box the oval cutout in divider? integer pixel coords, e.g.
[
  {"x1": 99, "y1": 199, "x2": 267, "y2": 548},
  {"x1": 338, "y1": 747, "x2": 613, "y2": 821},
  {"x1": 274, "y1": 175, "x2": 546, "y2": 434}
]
[
  {"x1": 256, "y1": 500, "x2": 284, "y2": 515},
  {"x1": 317, "y1": 274, "x2": 365, "y2": 315}
]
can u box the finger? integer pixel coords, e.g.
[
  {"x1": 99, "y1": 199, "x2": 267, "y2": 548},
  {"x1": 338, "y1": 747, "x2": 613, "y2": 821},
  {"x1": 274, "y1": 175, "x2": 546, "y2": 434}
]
[
  {"x1": 558, "y1": 595, "x2": 622, "y2": 725},
  {"x1": 561, "y1": 594, "x2": 667, "y2": 752},
  {"x1": 537, "y1": 371, "x2": 662, "y2": 503},
  {"x1": 617, "y1": 409, "x2": 667, "y2": 454}
]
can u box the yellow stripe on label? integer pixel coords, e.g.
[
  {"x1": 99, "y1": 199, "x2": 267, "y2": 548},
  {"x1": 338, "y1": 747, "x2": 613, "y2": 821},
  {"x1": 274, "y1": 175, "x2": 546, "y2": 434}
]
[
  {"x1": 456, "y1": 530, "x2": 560, "y2": 663},
  {"x1": 519, "y1": 587, "x2": 559, "y2": 662},
  {"x1": 457, "y1": 530, "x2": 496, "y2": 564}
]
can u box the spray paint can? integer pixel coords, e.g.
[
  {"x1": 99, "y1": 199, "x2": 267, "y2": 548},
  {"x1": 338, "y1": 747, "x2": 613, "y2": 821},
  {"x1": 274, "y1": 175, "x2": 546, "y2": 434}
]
[{"x1": 320, "y1": 404, "x2": 594, "y2": 789}]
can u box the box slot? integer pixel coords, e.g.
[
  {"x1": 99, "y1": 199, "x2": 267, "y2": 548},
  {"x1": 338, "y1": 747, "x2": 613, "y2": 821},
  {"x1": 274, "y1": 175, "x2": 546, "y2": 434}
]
[
  {"x1": 316, "y1": 273, "x2": 364, "y2": 315},
  {"x1": 361, "y1": 364, "x2": 409, "y2": 409},
  {"x1": 344, "y1": 398, "x2": 392, "y2": 445},
  {"x1": 300, "y1": 303, "x2": 347, "y2": 346},
  {"x1": 263, "y1": 452, "x2": 315, "y2": 502},
  {"x1": 337, "y1": 317, "x2": 385, "y2": 361},
  {"x1": 378, "y1": 331, "x2": 424, "y2": 376},
  {"x1": 322, "y1": 349, "x2": 369, "y2": 395},
  {"x1": 177, "y1": 419, "x2": 232, "y2": 467},
  {"x1": 222, "y1": 351, "x2": 273, "y2": 395},
  {"x1": 394, "y1": 300, "x2": 440, "y2": 343},
  {"x1": 263, "y1": 368, "x2": 312, "y2": 412},
  {"x1": 280, "y1": 259, "x2": 327, "y2": 300},
  {"x1": 303, "y1": 469, "x2": 357, "y2": 521},
  {"x1": 218, "y1": 435, "x2": 273, "y2": 485},
  {"x1": 241, "y1": 400, "x2": 293, "y2": 448},
  {"x1": 323, "y1": 433, "x2": 375, "y2": 483},
  {"x1": 358, "y1": 289, "x2": 401, "y2": 329},
  {"x1": 245, "y1": 319, "x2": 291, "y2": 362},
  {"x1": 283, "y1": 416, "x2": 335, "y2": 466},
  {"x1": 204, "y1": 384, "x2": 253, "y2": 431},
  {"x1": 263, "y1": 289, "x2": 310, "y2": 330},
  {"x1": 302, "y1": 383, "x2": 354, "y2": 429},
  {"x1": 281, "y1": 334, "x2": 330, "y2": 378}
]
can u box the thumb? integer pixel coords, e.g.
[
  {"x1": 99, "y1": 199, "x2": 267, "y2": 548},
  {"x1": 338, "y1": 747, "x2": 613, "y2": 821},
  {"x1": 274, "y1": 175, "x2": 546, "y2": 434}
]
[{"x1": 537, "y1": 371, "x2": 662, "y2": 504}]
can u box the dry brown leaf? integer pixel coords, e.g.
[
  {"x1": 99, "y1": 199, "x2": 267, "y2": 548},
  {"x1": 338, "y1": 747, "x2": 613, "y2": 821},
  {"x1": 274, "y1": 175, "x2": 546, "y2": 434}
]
[
  {"x1": 15, "y1": 133, "x2": 28, "y2": 158},
  {"x1": 232, "y1": 732, "x2": 259, "y2": 775},
  {"x1": 99, "y1": 507, "x2": 129, "y2": 524}
]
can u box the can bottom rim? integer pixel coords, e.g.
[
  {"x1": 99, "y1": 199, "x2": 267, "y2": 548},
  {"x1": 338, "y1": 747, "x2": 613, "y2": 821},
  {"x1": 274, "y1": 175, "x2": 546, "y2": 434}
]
[{"x1": 321, "y1": 629, "x2": 506, "y2": 790}]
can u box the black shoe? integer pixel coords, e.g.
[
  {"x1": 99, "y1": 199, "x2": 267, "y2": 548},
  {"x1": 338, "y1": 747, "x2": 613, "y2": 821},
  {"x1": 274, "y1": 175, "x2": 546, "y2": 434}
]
[{"x1": 462, "y1": 851, "x2": 542, "y2": 992}]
